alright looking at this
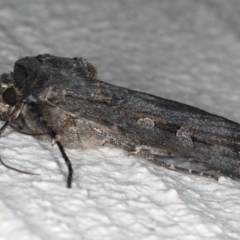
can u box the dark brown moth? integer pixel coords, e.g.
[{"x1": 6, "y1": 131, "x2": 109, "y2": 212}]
[{"x1": 0, "y1": 54, "x2": 239, "y2": 188}]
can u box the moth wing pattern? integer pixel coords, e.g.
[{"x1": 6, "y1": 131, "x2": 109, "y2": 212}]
[
  {"x1": 17, "y1": 56, "x2": 240, "y2": 172},
  {"x1": 7, "y1": 54, "x2": 240, "y2": 184}
]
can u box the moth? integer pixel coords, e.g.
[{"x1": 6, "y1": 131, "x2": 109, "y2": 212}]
[{"x1": 0, "y1": 54, "x2": 239, "y2": 188}]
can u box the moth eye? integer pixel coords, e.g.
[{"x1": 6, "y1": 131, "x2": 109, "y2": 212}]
[{"x1": 2, "y1": 88, "x2": 17, "y2": 106}]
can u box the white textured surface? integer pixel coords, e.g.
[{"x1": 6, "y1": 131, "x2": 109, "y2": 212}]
[{"x1": 0, "y1": 0, "x2": 240, "y2": 239}]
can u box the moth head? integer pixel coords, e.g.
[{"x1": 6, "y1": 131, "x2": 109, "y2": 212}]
[{"x1": 0, "y1": 73, "x2": 18, "y2": 121}]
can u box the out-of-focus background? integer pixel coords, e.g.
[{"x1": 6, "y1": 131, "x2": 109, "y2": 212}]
[{"x1": 0, "y1": 0, "x2": 240, "y2": 239}]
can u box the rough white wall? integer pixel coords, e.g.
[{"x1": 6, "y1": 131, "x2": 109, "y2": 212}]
[{"x1": 0, "y1": 0, "x2": 240, "y2": 239}]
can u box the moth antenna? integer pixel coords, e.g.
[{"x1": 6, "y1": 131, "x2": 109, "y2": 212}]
[
  {"x1": 0, "y1": 120, "x2": 10, "y2": 135},
  {"x1": 0, "y1": 157, "x2": 39, "y2": 175}
]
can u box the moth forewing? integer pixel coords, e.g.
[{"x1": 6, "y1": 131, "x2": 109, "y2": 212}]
[{"x1": 0, "y1": 54, "x2": 239, "y2": 188}]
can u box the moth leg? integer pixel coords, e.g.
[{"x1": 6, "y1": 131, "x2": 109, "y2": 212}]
[
  {"x1": 59, "y1": 115, "x2": 71, "y2": 129},
  {"x1": 28, "y1": 103, "x2": 73, "y2": 188},
  {"x1": 138, "y1": 149, "x2": 219, "y2": 181},
  {"x1": 0, "y1": 102, "x2": 25, "y2": 136},
  {"x1": 129, "y1": 146, "x2": 173, "y2": 157},
  {"x1": 9, "y1": 115, "x2": 71, "y2": 136},
  {"x1": 128, "y1": 146, "x2": 142, "y2": 156},
  {"x1": 0, "y1": 120, "x2": 10, "y2": 135},
  {"x1": 39, "y1": 118, "x2": 74, "y2": 188},
  {"x1": 0, "y1": 157, "x2": 39, "y2": 175}
]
